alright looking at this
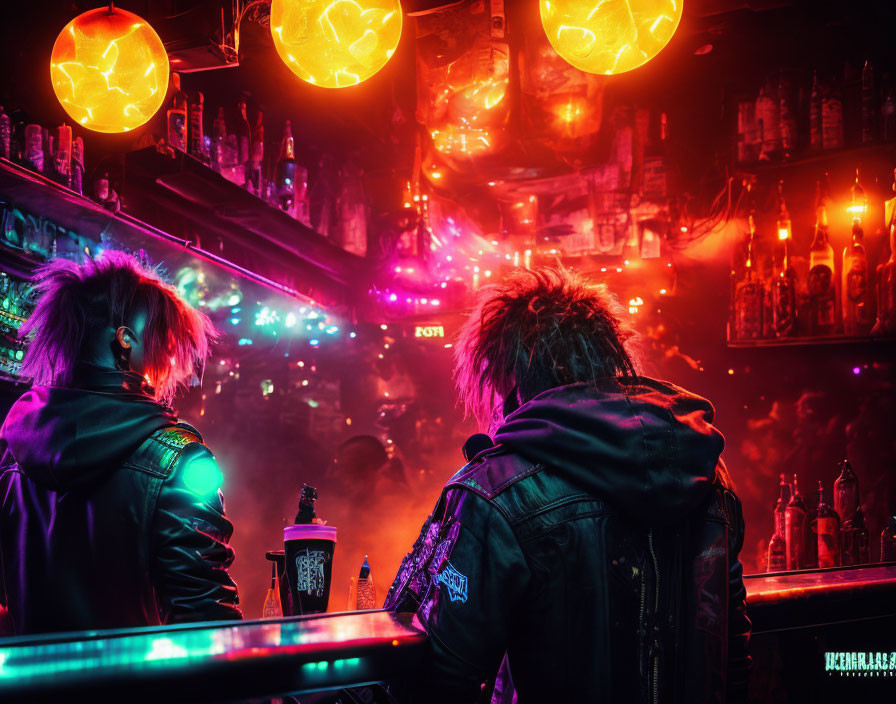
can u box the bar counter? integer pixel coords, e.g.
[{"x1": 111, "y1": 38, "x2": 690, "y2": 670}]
[{"x1": 0, "y1": 565, "x2": 893, "y2": 702}]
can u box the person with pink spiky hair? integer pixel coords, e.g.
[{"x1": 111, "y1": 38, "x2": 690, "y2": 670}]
[{"x1": 0, "y1": 251, "x2": 241, "y2": 635}]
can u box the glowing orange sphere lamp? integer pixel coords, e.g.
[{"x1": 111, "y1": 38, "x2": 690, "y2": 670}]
[
  {"x1": 50, "y1": 5, "x2": 169, "y2": 133},
  {"x1": 540, "y1": 0, "x2": 683, "y2": 75},
  {"x1": 270, "y1": 0, "x2": 403, "y2": 89}
]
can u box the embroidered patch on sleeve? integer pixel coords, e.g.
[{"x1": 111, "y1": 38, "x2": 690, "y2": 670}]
[{"x1": 437, "y1": 561, "x2": 469, "y2": 603}]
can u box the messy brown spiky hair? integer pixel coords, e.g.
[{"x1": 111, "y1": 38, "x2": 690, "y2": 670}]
[
  {"x1": 20, "y1": 250, "x2": 218, "y2": 406},
  {"x1": 454, "y1": 267, "x2": 637, "y2": 426}
]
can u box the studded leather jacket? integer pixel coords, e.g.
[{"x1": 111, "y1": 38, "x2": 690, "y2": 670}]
[
  {"x1": 0, "y1": 367, "x2": 241, "y2": 635},
  {"x1": 386, "y1": 378, "x2": 751, "y2": 703}
]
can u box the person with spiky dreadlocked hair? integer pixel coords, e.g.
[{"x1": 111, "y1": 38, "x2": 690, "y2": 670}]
[
  {"x1": 386, "y1": 268, "x2": 751, "y2": 703},
  {"x1": 0, "y1": 251, "x2": 241, "y2": 635}
]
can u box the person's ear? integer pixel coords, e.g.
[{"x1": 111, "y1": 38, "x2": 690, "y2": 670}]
[
  {"x1": 114, "y1": 326, "x2": 135, "y2": 371},
  {"x1": 115, "y1": 326, "x2": 135, "y2": 350}
]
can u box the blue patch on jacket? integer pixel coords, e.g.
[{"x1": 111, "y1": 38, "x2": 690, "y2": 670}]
[{"x1": 437, "y1": 561, "x2": 468, "y2": 603}]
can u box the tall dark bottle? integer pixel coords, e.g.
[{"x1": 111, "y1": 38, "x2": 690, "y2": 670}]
[
  {"x1": 771, "y1": 180, "x2": 798, "y2": 337},
  {"x1": 804, "y1": 485, "x2": 820, "y2": 568},
  {"x1": 833, "y1": 459, "x2": 859, "y2": 523},
  {"x1": 861, "y1": 59, "x2": 877, "y2": 144},
  {"x1": 734, "y1": 214, "x2": 764, "y2": 339},
  {"x1": 785, "y1": 474, "x2": 808, "y2": 570},
  {"x1": 276, "y1": 120, "x2": 297, "y2": 212},
  {"x1": 816, "y1": 482, "x2": 841, "y2": 568},
  {"x1": 841, "y1": 507, "x2": 869, "y2": 566},
  {"x1": 808, "y1": 176, "x2": 837, "y2": 335},
  {"x1": 212, "y1": 107, "x2": 227, "y2": 172},
  {"x1": 882, "y1": 513, "x2": 896, "y2": 561},
  {"x1": 809, "y1": 71, "x2": 823, "y2": 151},
  {"x1": 0, "y1": 106, "x2": 10, "y2": 160},
  {"x1": 167, "y1": 72, "x2": 188, "y2": 153},
  {"x1": 71, "y1": 136, "x2": 84, "y2": 195},
  {"x1": 767, "y1": 474, "x2": 790, "y2": 572},
  {"x1": 236, "y1": 96, "x2": 251, "y2": 180},
  {"x1": 843, "y1": 174, "x2": 873, "y2": 335},
  {"x1": 875, "y1": 169, "x2": 896, "y2": 335},
  {"x1": 248, "y1": 108, "x2": 264, "y2": 196},
  {"x1": 188, "y1": 91, "x2": 205, "y2": 162}
]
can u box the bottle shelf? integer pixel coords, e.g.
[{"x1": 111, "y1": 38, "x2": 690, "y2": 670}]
[
  {"x1": 0, "y1": 155, "x2": 339, "y2": 312},
  {"x1": 733, "y1": 142, "x2": 896, "y2": 174},
  {"x1": 727, "y1": 333, "x2": 896, "y2": 348}
]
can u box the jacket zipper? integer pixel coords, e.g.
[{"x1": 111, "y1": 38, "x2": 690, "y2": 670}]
[
  {"x1": 638, "y1": 548, "x2": 646, "y2": 684},
  {"x1": 648, "y1": 529, "x2": 660, "y2": 704}
]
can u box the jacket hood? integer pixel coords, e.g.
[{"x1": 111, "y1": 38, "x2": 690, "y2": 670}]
[
  {"x1": 492, "y1": 377, "x2": 723, "y2": 524},
  {"x1": 0, "y1": 368, "x2": 176, "y2": 491}
]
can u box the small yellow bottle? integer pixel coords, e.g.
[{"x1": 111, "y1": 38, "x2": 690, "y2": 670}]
[
  {"x1": 348, "y1": 555, "x2": 376, "y2": 611},
  {"x1": 262, "y1": 562, "x2": 282, "y2": 618}
]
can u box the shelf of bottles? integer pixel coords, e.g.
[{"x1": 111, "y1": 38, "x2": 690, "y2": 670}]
[
  {"x1": 735, "y1": 60, "x2": 895, "y2": 169},
  {"x1": 728, "y1": 168, "x2": 896, "y2": 348},
  {"x1": 764, "y1": 461, "x2": 896, "y2": 574},
  {"x1": 0, "y1": 271, "x2": 33, "y2": 378},
  {"x1": 162, "y1": 74, "x2": 309, "y2": 224}
]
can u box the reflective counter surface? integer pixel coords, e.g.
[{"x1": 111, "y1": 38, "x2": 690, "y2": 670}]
[{"x1": 0, "y1": 610, "x2": 424, "y2": 703}]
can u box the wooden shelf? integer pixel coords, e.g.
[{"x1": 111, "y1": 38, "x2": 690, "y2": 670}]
[
  {"x1": 733, "y1": 142, "x2": 896, "y2": 175},
  {"x1": 727, "y1": 334, "x2": 896, "y2": 348}
]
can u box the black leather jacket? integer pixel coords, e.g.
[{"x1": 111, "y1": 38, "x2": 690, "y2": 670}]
[
  {"x1": 386, "y1": 378, "x2": 751, "y2": 703},
  {"x1": 0, "y1": 367, "x2": 241, "y2": 635}
]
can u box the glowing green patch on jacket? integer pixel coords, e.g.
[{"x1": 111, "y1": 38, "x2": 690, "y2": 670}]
[{"x1": 181, "y1": 456, "x2": 223, "y2": 496}]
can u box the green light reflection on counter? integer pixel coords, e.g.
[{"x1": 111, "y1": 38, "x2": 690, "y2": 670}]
[{"x1": 0, "y1": 620, "x2": 368, "y2": 684}]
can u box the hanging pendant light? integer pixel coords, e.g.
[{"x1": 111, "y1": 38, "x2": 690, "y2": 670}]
[
  {"x1": 270, "y1": 0, "x2": 403, "y2": 89},
  {"x1": 540, "y1": 0, "x2": 683, "y2": 76},
  {"x1": 50, "y1": 4, "x2": 169, "y2": 133}
]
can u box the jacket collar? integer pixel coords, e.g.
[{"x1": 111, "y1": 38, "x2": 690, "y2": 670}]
[{"x1": 71, "y1": 363, "x2": 157, "y2": 399}]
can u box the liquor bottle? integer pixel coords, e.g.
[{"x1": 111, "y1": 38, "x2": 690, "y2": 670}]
[
  {"x1": 841, "y1": 507, "x2": 870, "y2": 566},
  {"x1": 236, "y1": 96, "x2": 252, "y2": 179},
  {"x1": 821, "y1": 73, "x2": 844, "y2": 150},
  {"x1": 71, "y1": 136, "x2": 84, "y2": 195},
  {"x1": 275, "y1": 120, "x2": 297, "y2": 213},
  {"x1": 294, "y1": 484, "x2": 318, "y2": 524},
  {"x1": 842, "y1": 60, "x2": 862, "y2": 146},
  {"x1": 875, "y1": 169, "x2": 896, "y2": 335},
  {"x1": 882, "y1": 75, "x2": 896, "y2": 142},
  {"x1": 809, "y1": 71, "x2": 822, "y2": 151},
  {"x1": 785, "y1": 474, "x2": 808, "y2": 570},
  {"x1": 167, "y1": 72, "x2": 188, "y2": 153},
  {"x1": 777, "y1": 71, "x2": 798, "y2": 158},
  {"x1": 735, "y1": 215, "x2": 764, "y2": 339},
  {"x1": 54, "y1": 124, "x2": 71, "y2": 189},
  {"x1": 736, "y1": 101, "x2": 756, "y2": 163},
  {"x1": 833, "y1": 459, "x2": 860, "y2": 522},
  {"x1": 861, "y1": 59, "x2": 877, "y2": 144},
  {"x1": 807, "y1": 176, "x2": 837, "y2": 335},
  {"x1": 348, "y1": 556, "x2": 377, "y2": 610},
  {"x1": 816, "y1": 482, "x2": 841, "y2": 568},
  {"x1": 641, "y1": 111, "x2": 668, "y2": 198},
  {"x1": 767, "y1": 474, "x2": 790, "y2": 572},
  {"x1": 247, "y1": 108, "x2": 264, "y2": 196},
  {"x1": 756, "y1": 80, "x2": 780, "y2": 161},
  {"x1": 262, "y1": 561, "x2": 283, "y2": 618},
  {"x1": 212, "y1": 107, "x2": 227, "y2": 172},
  {"x1": 770, "y1": 181, "x2": 798, "y2": 337},
  {"x1": 804, "y1": 486, "x2": 820, "y2": 568},
  {"x1": 842, "y1": 174, "x2": 873, "y2": 335},
  {"x1": 24, "y1": 124, "x2": 43, "y2": 172},
  {"x1": 882, "y1": 514, "x2": 896, "y2": 561},
  {"x1": 188, "y1": 90, "x2": 205, "y2": 162},
  {"x1": 0, "y1": 106, "x2": 9, "y2": 160}
]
